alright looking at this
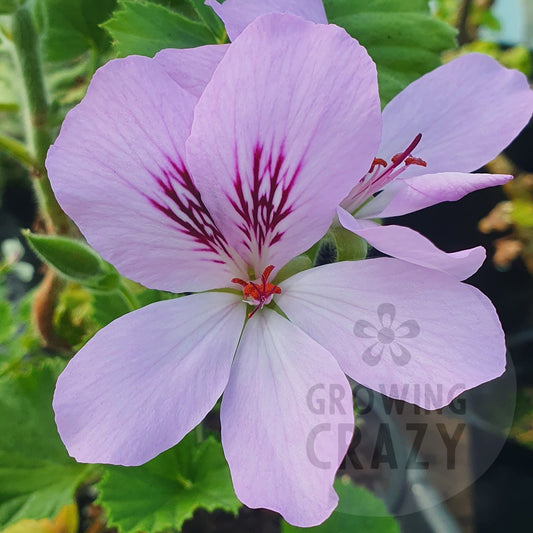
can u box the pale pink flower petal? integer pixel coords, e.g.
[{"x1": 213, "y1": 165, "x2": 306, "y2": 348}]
[
  {"x1": 356, "y1": 172, "x2": 513, "y2": 219},
  {"x1": 277, "y1": 259, "x2": 506, "y2": 410},
  {"x1": 53, "y1": 292, "x2": 244, "y2": 466},
  {"x1": 379, "y1": 53, "x2": 533, "y2": 180},
  {"x1": 337, "y1": 207, "x2": 486, "y2": 280},
  {"x1": 221, "y1": 309, "x2": 353, "y2": 527},
  {"x1": 206, "y1": 0, "x2": 327, "y2": 40},
  {"x1": 187, "y1": 14, "x2": 381, "y2": 276},
  {"x1": 154, "y1": 44, "x2": 229, "y2": 97},
  {"x1": 47, "y1": 55, "x2": 245, "y2": 293}
]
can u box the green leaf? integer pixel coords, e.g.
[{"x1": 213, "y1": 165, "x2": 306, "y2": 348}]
[
  {"x1": 90, "y1": 291, "x2": 132, "y2": 327},
  {"x1": 324, "y1": 0, "x2": 457, "y2": 106},
  {"x1": 103, "y1": 0, "x2": 217, "y2": 58},
  {"x1": 98, "y1": 434, "x2": 240, "y2": 533},
  {"x1": 33, "y1": 0, "x2": 116, "y2": 62},
  {"x1": 186, "y1": 0, "x2": 226, "y2": 41},
  {"x1": 151, "y1": 0, "x2": 196, "y2": 16},
  {"x1": 282, "y1": 478, "x2": 400, "y2": 533},
  {"x1": 23, "y1": 231, "x2": 119, "y2": 291},
  {"x1": 0, "y1": 0, "x2": 18, "y2": 14},
  {"x1": 0, "y1": 362, "x2": 94, "y2": 527}
]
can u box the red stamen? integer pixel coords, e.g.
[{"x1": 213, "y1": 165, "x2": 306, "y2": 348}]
[
  {"x1": 232, "y1": 265, "x2": 281, "y2": 318},
  {"x1": 369, "y1": 158, "x2": 387, "y2": 174},
  {"x1": 346, "y1": 134, "x2": 427, "y2": 209}
]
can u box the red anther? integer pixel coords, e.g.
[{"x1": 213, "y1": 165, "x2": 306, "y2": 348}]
[
  {"x1": 232, "y1": 265, "x2": 281, "y2": 318},
  {"x1": 391, "y1": 153, "x2": 403, "y2": 165},
  {"x1": 369, "y1": 158, "x2": 387, "y2": 173},
  {"x1": 405, "y1": 156, "x2": 427, "y2": 167}
]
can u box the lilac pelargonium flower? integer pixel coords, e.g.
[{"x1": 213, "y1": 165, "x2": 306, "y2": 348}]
[
  {"x1": 208, "y1": 0, "x2": 533, "y2": 281},
  {"x1": 48, "y1": 13, "x2": 515, "y2": 527},
  {"x1": 336, "y1": 52, "x2": 533, "y2": 280}
]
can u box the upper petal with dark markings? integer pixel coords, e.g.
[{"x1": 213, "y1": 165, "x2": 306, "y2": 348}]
[
  {"x1": 187, "y1": 14, "x2": 381, "y2": 277},
  {"x1": 47, "y1": 54, "x2": 245, "y2": 293}
]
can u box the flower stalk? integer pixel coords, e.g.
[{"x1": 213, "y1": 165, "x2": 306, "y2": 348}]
[
  {"x1": 10, "y1": 5, "x2": 72, "y2": 235},
  {"x1": 0, "y1": 133, "x2": 39, "y2": 169},
  {"x1": 9, "y1": 6, "x2": 75, "y2": 351}
]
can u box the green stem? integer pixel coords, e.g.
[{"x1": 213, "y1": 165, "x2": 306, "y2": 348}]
[
  {"x1": 10, "y1": 6, "x2": 72, "y2": 234},
  {"x1": 456, "y1": 0, "x2": 473, "y2": 45},
  {"x1": 0, "y1": 133, "x2": 39, "y2": 169},
  {"x1": 11, "y1": 6, "x2": 48, "y2": 162}
]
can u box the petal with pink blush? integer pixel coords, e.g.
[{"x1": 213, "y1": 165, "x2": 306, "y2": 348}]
[
  {"x1": 187, "y1": 14, "x2": 381, "y2": 276},
  {"x1": 154, "y1": 44, "x2": 228, "y2": 97},
  {"x1": 356, "y1": 172, "x2": 512, "y2": 219},
  {"x1": 206, "y1": 0, "x2": 327, "y2": 41},
  {"x1": 379, "y1": 53, "x2": 533, "y2": 179},
  {"x1": 53, "y1": 292, "x2": 244, "y2": 466},
  {"x1": 337, "y1": 208, "x2": 485, "y2": 281},
  {"x1": 221, "y1": 309, "x2": 354, "y2": 527},
  {"x1": 47, "y1": 56, "x2": 244, "y2": 293},
  {"x1": 278, "y1": 259, "x2": 506, "y2": 410}
]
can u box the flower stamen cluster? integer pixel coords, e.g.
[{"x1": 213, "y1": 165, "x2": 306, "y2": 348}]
[
  {"x1": 365, "y1": 132, "x2": 427, "y2": 193},
  {"x1": 232, "y1": 265, "x2": 281, "y2": 318}
]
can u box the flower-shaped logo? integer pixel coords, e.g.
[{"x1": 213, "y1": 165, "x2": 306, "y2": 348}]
[{"x1": 353, "y1": 303, "x2": 420, "y2": 367}]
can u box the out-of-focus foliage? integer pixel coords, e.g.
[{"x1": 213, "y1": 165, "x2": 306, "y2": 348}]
[
  {"x1": 480, "y1": 156, "x2": 533, "y2": 273},
  {"x1": 435, "y1": 1, "x2": 533, "y2": 282},
  {"x1": 0, "y1": 504, "x2": 78, "y2": 533},
  {"x1": 1, "y1": 238, "x2": 33, "y2": 283},
  {"x1": 0, "y1": 281, "x2": 42, "y2": 376},
  {"x1": 512, "y1": 388, "x2": 533, "y2": 446},
  {"x1": 435, "y1": 0, "x2": 500, "y2": 34},
  {"x1": 435, "y1": 0, "x2": 532, "y2": 75},
  {"x1": 444, "y1": 40, "x2": 532, "y2": 76},
  {"x1": 324, "y1": 0, "x2": 457, "y2": 106},
  {"x1": 511, "y1": 388, "x2": 533, "y2": 450},
  {"x1": 52, "y1": 284, "x2": 96, "y2": 349}
]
